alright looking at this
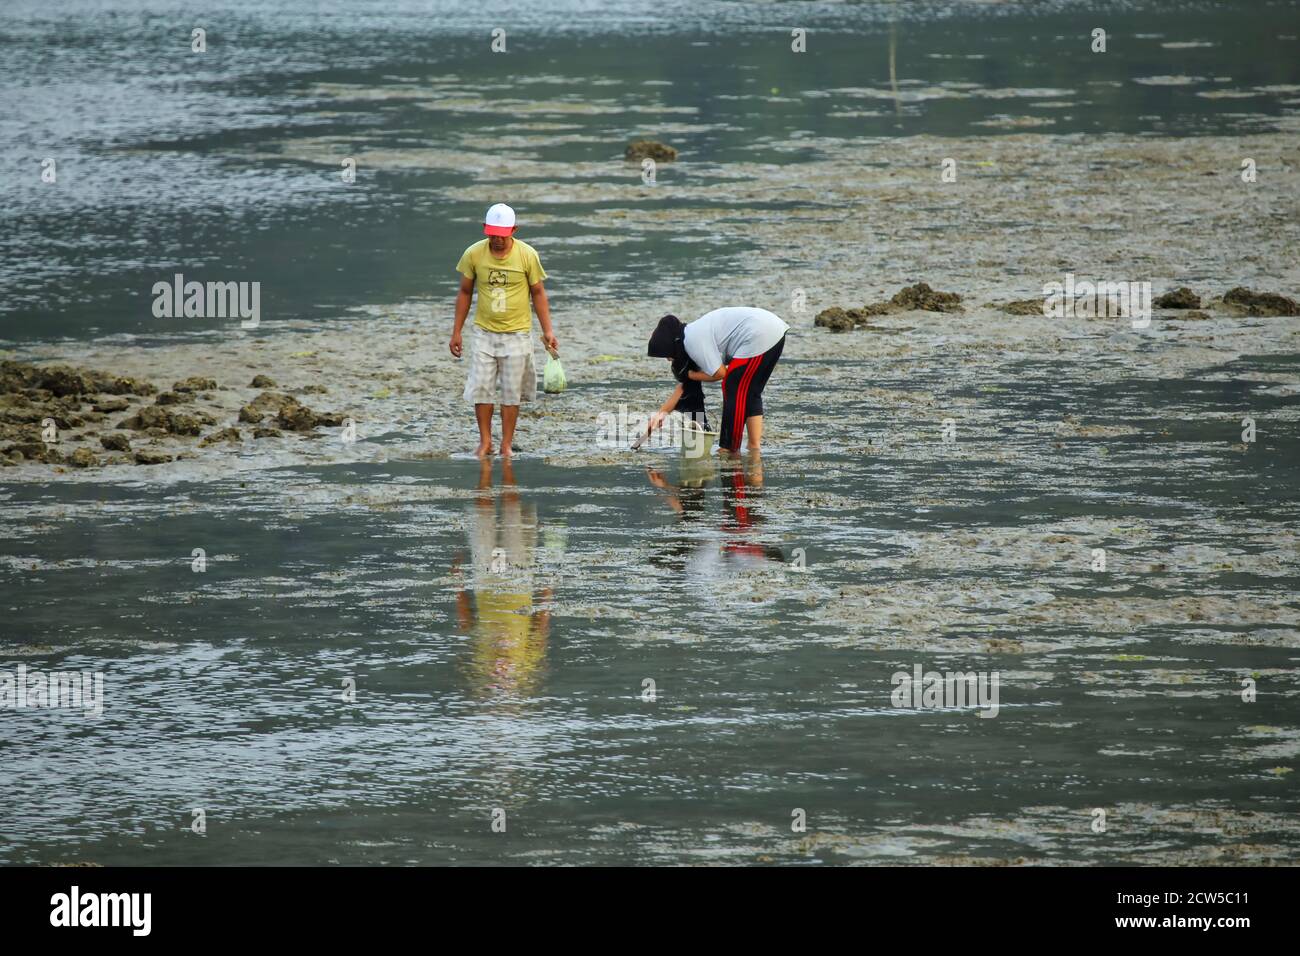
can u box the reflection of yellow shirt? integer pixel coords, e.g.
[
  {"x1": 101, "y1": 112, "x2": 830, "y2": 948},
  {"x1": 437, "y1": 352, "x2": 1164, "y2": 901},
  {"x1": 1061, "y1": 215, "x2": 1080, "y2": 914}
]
[
  {"x1": 470, "y1": 592, "x2": 547, "y2": 696},
  {"x1": 476, "y1": 591, "x2": 533, "y2": 644},
  {"x1": 456, "y1": 239, "x2": 547, "y2": 333}
]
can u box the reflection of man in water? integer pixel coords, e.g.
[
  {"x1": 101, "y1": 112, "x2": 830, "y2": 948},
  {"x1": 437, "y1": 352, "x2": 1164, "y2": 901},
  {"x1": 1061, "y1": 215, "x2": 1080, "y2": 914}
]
[
  {"x1": 645, "y1": 453, "x2": 784, "y2": 576},
  {"x1": 453, "y1": 458, "x2": 551, "y2": 696},
  {"x1": 719, "y1": 455, "x2": 783, "y2": 561}
]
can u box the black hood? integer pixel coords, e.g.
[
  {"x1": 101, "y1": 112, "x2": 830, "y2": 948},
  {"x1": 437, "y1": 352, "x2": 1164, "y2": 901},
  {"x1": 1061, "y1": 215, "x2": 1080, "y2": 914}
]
[{"x1": 647, "y1": 314, "x2": 686, "y2": 361}]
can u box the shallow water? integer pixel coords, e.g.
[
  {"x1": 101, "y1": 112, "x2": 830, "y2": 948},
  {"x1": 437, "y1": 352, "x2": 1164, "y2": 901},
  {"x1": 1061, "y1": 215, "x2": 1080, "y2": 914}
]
[
  {"x1": 3, "y1": 0, "x2": 1299, "y2": 341},
  {"x1": 2, "y1": 0, "x2": 1299, "y2": 865},
  {"x1": 3, "y1": 348, "x2": 1298, "y2": 864}
]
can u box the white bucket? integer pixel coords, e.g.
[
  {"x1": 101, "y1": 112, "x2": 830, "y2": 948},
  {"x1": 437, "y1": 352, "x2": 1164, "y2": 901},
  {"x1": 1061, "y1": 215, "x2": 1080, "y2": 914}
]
[
  {"x1": 678, "y1": 455, "x2": 716, "y2": 487},
  {"x1": 680, "y1": 420, "x2": 717, "y2": 460}
]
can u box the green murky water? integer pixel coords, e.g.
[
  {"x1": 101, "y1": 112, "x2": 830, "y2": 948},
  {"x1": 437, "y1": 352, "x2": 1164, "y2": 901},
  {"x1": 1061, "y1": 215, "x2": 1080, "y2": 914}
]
[{"x1": 4, "y1": 352, "x2": 1298, "y2": 863}]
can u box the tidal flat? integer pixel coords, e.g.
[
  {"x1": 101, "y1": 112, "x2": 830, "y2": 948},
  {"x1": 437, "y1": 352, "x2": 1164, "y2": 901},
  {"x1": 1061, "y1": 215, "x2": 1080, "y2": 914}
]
[{"x1": 1, "y1": 0, "x2": 1298, "y2": 865}]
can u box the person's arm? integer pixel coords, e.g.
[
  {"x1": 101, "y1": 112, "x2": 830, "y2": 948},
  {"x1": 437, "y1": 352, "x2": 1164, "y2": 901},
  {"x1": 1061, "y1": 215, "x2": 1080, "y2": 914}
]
[
  {"x1": 530, "y1": 280, "x2": 558, "y2": 354},
  {"x1": 688, "y1": 365, "x2": 726, "y2": 382},
  {"x1": 451, "y1": 551, "x2": 474, "y2": 629},
  {"x1": 450, "y1": 273, "x2": 474, "y2": 357},
  {"x1": 531, "y1": 586, "x2": 553, "y2": 639},
  {"x1": 683, "y1": 328, "x2": 724, "y2": 382},
  {"x1": 648, "y1": 383, "x2": 684, "y2": 432},
  {"x1": 646, "y1": 467, "x2": 685, "y2": 514}
]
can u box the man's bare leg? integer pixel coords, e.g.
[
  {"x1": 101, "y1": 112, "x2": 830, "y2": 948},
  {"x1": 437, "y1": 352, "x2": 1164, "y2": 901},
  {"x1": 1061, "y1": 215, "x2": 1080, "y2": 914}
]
[
  {"x1": 745, "y1": 414, "x2": 763, "y2": 452},
  {"x1": 500, "y1": 404, "x2": 520, "y2": 458},
  {"x1": 474, "y1": 403, "x2": 494, "y2": 457}
]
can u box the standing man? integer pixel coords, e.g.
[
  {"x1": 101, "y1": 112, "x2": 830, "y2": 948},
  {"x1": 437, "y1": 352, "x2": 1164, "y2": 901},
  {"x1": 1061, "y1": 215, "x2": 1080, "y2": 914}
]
[{"x1": 450, "y1": 203, "x2": 559, "y2": 458}]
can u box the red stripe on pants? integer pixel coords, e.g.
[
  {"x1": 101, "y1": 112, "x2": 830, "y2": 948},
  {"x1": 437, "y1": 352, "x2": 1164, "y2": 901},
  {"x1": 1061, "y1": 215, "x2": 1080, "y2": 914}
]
[
  {"x1": 722, "y1": 357, "x2": 749, "y2": 450},
  {"x1": 731, "y1": 356, "x2": 761, "y2": 450}
]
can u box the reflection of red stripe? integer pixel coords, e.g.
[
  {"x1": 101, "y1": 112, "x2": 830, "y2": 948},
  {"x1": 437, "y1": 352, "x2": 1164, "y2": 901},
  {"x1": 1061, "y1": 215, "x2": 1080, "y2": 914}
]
[
  {"x1": 731, "y1": 469, "x2": 750, "y2": 526},
  {"x1": 732, "y1": 356, "x2": 760, "y2": 449}
]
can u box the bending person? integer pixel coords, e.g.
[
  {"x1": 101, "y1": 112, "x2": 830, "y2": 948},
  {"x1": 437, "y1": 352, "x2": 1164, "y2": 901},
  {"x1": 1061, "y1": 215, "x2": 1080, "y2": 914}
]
[{"x1": 646, "y1": 307, "x2": 788, "y2": 454}]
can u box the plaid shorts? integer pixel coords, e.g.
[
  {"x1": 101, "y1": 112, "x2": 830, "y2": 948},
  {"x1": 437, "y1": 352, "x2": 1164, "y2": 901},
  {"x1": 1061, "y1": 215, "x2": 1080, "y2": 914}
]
[
  {"x1": 469, "y1": 496, "x2": 537, "y2": 584},
  {"x1": 463, "y1": 328, "x2": 537, "y2": 406}
]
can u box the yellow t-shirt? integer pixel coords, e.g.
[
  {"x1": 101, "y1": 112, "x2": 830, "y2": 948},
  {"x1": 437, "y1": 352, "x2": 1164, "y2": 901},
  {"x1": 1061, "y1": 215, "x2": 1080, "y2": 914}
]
[{"x1": 456, "y1": 238, "x2": 547, "y2": 333}]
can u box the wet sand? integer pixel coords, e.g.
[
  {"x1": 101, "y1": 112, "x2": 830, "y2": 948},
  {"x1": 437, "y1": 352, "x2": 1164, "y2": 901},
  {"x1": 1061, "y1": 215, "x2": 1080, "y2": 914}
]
[{"x1": 5, "y1": 130, "x2": 1298, "y2": 479}]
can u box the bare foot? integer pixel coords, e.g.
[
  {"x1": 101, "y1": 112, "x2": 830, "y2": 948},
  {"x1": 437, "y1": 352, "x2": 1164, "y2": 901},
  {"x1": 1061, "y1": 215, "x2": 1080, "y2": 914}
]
[
  {"x1": 500, "y1": 445, "x2": 513, "y2": 459},
  {"x1": 474, "y1": 442, "x2": 493, "y2": 458}
]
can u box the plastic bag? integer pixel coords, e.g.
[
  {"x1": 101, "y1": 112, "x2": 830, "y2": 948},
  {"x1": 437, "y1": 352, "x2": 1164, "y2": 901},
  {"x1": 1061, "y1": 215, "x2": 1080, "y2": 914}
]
[{"x1": 543, "y1": 352, "x2": 567, "y2": 394}]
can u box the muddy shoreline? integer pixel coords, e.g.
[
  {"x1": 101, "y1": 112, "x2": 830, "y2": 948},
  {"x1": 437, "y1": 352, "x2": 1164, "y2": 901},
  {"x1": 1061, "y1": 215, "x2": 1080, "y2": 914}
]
[{"x1": 3, "y1": 131, "x2": 1298, "y2": 481}]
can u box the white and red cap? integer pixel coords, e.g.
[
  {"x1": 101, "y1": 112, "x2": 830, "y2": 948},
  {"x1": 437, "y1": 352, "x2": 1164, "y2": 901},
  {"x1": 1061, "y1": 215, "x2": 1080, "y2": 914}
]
[{"x1": 483, "y1": 203, "x2": 516, "y2": 236}]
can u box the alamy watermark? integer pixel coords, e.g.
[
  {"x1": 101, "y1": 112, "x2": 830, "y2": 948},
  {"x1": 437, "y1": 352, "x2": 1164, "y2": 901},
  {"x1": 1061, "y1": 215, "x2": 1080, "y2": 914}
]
[
  {"x1": 50, "y1": 886, "x2": 150, "y2": 936},
  {"x1": 597, "y1": 404, "x2": 708, "y2": 449},
  {"x1": 1043, "y1": 273, "x2": 1151, "y2": 329},
  {"x1": 1, "y1": 664, "x2": 104, "y2": 717},
  {"x1": 891, "y1": 663, "x2": 999, "y2": 718},
  {"x1": 152, "y1": 273, "x2": 260, "y2": 328}
]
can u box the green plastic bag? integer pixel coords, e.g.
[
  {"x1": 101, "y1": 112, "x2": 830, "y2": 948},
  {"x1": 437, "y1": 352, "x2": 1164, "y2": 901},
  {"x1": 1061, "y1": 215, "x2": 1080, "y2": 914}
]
[{"x1": 543, "y1": 351, "x2": 567, "y2": 394}]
